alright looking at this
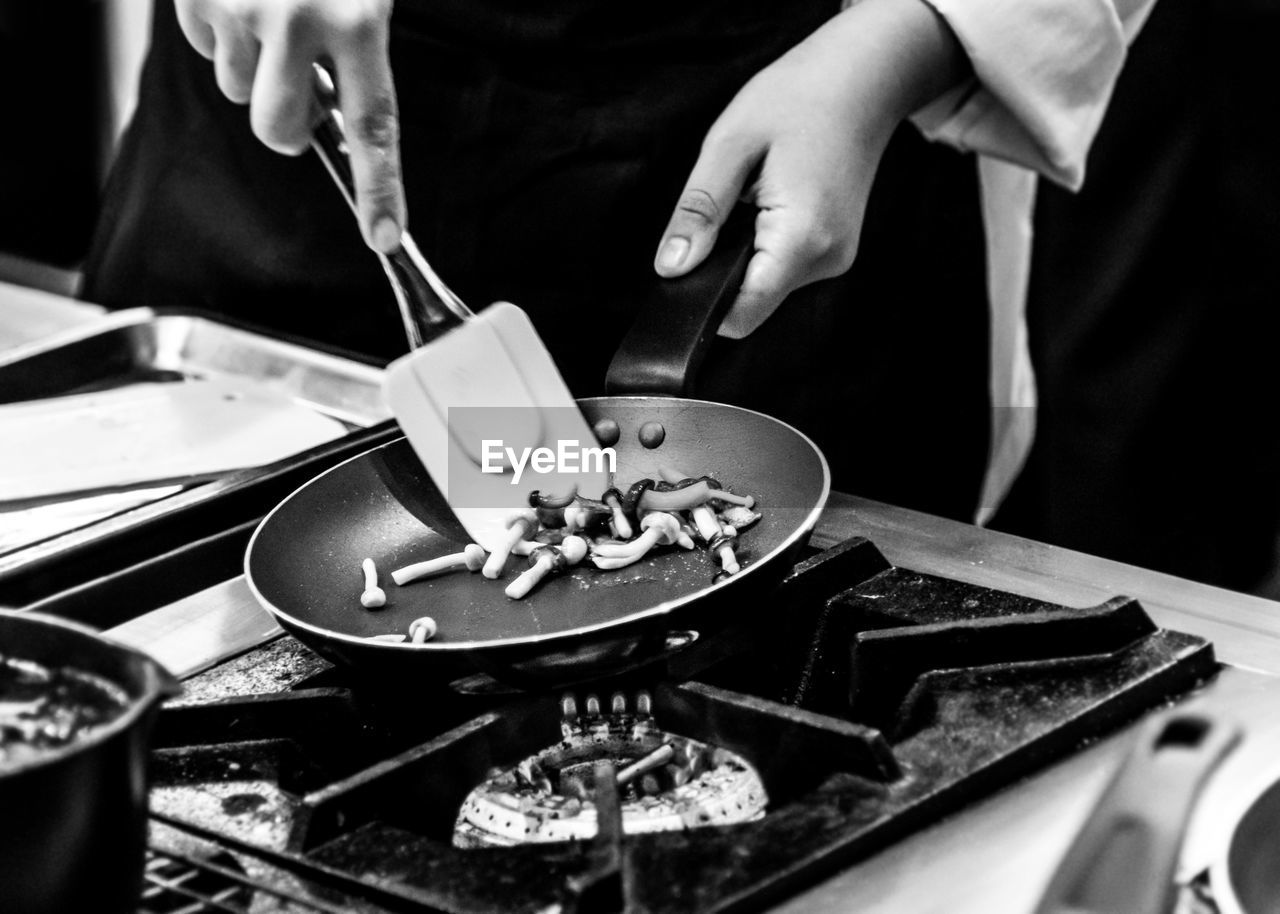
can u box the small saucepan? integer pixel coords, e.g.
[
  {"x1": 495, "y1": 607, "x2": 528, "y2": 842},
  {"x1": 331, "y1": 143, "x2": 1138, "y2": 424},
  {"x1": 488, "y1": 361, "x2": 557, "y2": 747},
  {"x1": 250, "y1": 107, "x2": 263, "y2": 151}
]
[{"x1": 0, "y1": 610, "x2": 179, "y2": 914}]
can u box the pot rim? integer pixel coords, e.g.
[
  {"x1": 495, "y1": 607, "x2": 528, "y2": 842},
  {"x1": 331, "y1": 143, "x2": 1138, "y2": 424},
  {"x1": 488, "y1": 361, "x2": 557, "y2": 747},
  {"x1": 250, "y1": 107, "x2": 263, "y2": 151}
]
[{"x1": 0, "y1": 609, "x2": 178, "y2": 777}]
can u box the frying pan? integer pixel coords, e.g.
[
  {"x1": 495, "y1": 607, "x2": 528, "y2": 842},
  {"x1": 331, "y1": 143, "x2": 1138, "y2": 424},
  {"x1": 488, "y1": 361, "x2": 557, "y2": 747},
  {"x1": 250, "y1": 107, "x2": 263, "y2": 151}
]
[
  {"x1": 1036, "y1": 706, "x2": 1280, "y2": 914},
  {"x1": 245, "y1": 206, "x2": 830, "y2": 688}
]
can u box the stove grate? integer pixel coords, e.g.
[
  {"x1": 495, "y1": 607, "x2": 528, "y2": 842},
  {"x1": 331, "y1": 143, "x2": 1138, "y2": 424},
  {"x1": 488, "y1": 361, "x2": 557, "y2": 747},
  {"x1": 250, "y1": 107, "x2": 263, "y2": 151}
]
[{"x1": 140, "y1": 846, "x2": 348, "y2": 914}]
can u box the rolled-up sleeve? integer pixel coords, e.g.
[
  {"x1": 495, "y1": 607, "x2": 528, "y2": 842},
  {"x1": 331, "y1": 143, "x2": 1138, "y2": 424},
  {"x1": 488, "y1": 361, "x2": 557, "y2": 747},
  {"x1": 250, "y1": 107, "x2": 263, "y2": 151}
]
[{"x1": 908, "y1": 0, "x2": 1157, "y2": 189}]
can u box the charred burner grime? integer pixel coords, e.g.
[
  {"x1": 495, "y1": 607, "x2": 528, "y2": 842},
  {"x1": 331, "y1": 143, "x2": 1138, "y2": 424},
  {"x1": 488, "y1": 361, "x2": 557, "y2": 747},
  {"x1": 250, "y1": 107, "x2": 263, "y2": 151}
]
[
  {"x1": 453, "y1": 691, "x2": 768, "y2": 847},
  {"x1": 144, "y1": 536, "x2": 1219, "y2": 914}
]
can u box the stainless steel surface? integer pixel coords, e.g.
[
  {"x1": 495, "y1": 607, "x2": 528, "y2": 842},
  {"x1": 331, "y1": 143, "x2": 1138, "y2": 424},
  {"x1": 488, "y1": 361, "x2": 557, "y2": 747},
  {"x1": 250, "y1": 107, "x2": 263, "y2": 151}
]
[
  {"x1": 0, "y1": 308, "x2": 389, "y2": 561},
  {"x1": 0, "y1": 308, "x2": 388, "y2": 426},
  {"x1": 814, "y1": 493, "x2": 1280, "y2": 676},
  {"x1": 0, "y1": 280, "x2": 102, "y2": 351},
  {"x1": 106, "y1": 577, "x2": 283, "y2": 681},
  {"x1": 310, "y1": 65, "x2": 472, "y2": 349}
]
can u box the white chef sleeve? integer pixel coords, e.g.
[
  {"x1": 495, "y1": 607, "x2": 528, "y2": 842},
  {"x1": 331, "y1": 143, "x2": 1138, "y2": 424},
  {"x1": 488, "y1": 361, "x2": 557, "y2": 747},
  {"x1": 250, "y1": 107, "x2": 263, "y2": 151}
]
[{"x1": 909, "y1": 0, "x2": 1158, "y2": 189}]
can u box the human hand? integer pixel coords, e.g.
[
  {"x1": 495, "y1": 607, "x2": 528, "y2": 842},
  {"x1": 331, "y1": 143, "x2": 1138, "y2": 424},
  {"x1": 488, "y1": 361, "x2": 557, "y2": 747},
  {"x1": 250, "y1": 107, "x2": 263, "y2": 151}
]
[
  {"x1": 654, "y1": 0, "x2": 969, "y2": 338},
  {"x1": 174, "y1": 0, "x2": 405, "y2": 253}
]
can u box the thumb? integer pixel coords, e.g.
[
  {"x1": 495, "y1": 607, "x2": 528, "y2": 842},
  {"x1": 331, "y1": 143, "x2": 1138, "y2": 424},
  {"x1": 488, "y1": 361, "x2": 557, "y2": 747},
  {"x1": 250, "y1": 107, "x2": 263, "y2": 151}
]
[{"x1": 654, "y1": 136, "x2": 760, "y2": 278}]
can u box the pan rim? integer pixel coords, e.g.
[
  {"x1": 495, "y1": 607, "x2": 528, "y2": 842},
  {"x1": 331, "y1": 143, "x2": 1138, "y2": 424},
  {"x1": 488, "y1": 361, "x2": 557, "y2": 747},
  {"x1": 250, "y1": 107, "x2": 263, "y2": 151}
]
[
  {"x1": 1206, "y1": 756, "x2": 1280, "y2": 914},
  {"x1": 243, "y1": 395, "x2": 831, "y2": 652}
]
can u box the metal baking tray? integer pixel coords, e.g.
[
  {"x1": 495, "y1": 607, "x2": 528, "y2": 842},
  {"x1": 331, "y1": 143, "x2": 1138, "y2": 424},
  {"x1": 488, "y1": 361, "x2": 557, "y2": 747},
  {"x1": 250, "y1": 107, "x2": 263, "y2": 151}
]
[
  {"x1": 0, "y1": 308, "x2": 397, "y2": 610},
  {"x1": 0, "y1": 307, "x2": 387, "y2": 422}
]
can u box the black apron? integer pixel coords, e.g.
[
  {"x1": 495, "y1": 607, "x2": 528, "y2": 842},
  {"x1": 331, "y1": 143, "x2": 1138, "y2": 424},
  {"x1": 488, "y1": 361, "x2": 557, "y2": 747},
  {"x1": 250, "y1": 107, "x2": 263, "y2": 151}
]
[
  {"x1": 83, "y1": 0, "x2": 991, "y2": 521},
  {"x1": 992, "y1": 0, "x2": 1280, "y2": 589}
]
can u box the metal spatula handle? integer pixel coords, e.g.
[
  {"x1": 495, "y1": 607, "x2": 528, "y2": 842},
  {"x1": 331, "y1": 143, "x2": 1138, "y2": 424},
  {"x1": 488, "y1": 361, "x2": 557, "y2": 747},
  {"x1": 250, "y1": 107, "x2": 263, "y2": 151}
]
[{"x1": 310, "y1": 65, "x2": 473, "y2": 350}]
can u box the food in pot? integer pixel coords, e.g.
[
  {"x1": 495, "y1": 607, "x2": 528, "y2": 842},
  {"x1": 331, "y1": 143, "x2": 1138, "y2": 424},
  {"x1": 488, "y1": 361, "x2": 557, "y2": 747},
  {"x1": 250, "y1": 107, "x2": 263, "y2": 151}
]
[{"x1": 0, "y1": 654, "x2": 129, "y2": 770}]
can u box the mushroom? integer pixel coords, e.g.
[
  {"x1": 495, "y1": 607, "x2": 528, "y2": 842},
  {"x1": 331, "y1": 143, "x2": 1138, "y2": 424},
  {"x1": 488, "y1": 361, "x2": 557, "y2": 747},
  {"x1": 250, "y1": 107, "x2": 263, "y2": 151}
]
[
  {"x1": 659, "y1": 468, "x2": 743, "y2": 574},
  {"x1": 621, "y1": 479, "x2": 656, "y2": 519},
  {"x1": 359, "y1": 557, "x2": 386, "y2": 608},
  {"x1": 562, "y1": 500, "x2": 588, "y2": 534},
  {"x1": 718, "y1": 504, "x2": 762, "y2": 532},
  {"x1": 638, "y1": 480, "x2": 714, "y2": 513},
  {"x1": 652, "y1": 468, "x2": 756, "y2": 511},
  {"x1": 366, "y1": 633, "x2": 406, "y2": 643},
  {"x1": 529, "y1": 486, "x2": 578, "y2": 528},
  {"x1": 691, "y1": 503, "x2": 740, "y2": 575},
  {"x1": 590, "y1": 512, "x2": 682, "y2": 570},
  {"x1": 483, "y1": 509, "x2": 538, "y2": 579},
  {"x1": 408, "y1": 616, "x2": 438, "y2": 644},
  {"x1": 564, "y1": 497, "x2": 612, "y2": 534},
  {"x1": 392, "y1": 544, "x2": 487, "y2": 585},
  {"x1": 708, "y1": 489, "x2": 756, "y2": 509},
  {"x1": 601, "y1": 488, "x2": 632, "y2": 540},
  {"x1": 505, "y1": 535, "x2": 588, "y2": 599}
]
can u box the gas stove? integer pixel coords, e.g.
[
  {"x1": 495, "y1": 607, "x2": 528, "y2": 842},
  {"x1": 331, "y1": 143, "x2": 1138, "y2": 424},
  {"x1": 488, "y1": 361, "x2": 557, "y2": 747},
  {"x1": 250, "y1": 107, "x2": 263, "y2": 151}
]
[{"x1": 136, "y1": 536, "x2": 1217, "y2": 914}]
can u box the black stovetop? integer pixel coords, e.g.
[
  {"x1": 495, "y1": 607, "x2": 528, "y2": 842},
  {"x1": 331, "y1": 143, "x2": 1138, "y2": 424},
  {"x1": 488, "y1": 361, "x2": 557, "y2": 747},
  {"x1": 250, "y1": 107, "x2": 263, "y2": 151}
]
[{"x1": 138, "y1": 537, "x2": 1217, "y2": 914}]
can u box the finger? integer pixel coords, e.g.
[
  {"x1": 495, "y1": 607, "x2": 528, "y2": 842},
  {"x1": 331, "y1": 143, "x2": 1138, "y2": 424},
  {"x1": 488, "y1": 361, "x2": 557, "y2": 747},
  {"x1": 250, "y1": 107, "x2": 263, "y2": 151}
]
[
  {"x1": 716, "y1": 247, "x2": 795, "y2": 339},
  {"x1": 654, "y1": 132, "x2": 761, "y2": 278},
  {"x1": 717, "y1": 209, "x2": 841, "y2": 339},
  {"x1": 211, "y1": 21, "x2": 260, "y2": 105},
  {"x1": 248, "y1": 26, "x2": 315, "y2": 155},
  {"x1": 334, "y1": 26, "x2": 405, "y2": 254},
  {"x1": 174, "y1": 0, "x2": 216, "y2": 59}
]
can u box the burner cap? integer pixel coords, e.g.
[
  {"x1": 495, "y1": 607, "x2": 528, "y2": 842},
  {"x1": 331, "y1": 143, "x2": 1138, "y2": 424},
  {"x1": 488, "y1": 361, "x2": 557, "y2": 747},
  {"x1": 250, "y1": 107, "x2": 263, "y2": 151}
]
[{"x1": 453, "y1": 691, "x2": 768, "y2": 847}]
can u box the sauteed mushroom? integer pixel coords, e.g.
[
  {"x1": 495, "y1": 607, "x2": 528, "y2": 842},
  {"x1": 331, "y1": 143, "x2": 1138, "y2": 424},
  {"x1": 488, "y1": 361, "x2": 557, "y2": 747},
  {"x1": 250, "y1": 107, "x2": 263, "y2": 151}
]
[
  {"x1": 409, "y1": 616, "x2": 438, "y2": 643},
  {"x1": 506, "y1": 536, "x2": 588, "y2": 599},
  {"x1": 359, "y1": 558, "x2": 386, "y2": 608},
  {"x1": 601, "y1": 488, "x2": 632, "y2": 540},
  {"x1": 590, "y1": 512, "x2": 683, "y2": 570},
  {"x1": 484, "y1": 509, "x2": 538, "y2": 579},
  {"x1": 393, "y1": 544, "x2": 487, "y2": 585}
]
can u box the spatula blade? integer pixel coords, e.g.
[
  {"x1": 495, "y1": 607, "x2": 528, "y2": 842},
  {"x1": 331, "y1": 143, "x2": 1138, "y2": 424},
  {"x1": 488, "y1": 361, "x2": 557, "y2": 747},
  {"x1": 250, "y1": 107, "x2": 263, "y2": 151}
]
[{"x1": 385, "y1": 302, "x2": 611, "y2": 552}]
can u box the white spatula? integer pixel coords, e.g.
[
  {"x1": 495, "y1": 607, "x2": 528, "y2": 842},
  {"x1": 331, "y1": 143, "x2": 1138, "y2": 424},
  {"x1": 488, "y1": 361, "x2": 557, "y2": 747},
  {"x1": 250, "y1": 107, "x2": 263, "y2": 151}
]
[{"x1": 311, "y1": 68, "x2": 609, "y2": 552}]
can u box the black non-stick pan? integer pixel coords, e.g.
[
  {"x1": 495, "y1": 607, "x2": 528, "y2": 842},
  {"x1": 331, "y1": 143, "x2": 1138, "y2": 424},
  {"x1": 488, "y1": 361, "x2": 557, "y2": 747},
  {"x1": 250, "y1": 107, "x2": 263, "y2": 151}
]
[{"x1": 245, "y1": 206, "x2": 830, "y2": 688}]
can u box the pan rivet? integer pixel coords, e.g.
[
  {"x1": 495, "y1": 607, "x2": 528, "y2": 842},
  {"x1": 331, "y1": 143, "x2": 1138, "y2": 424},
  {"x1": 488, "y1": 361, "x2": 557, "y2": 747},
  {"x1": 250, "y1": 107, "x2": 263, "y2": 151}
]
[
  {"x1": 638, "y1": 421, "x2": 666, "y2": 448},
  {"x1": 585, "y1": 694, "x2": 601, "y2": 717},
  {"x1": 592, "y1": 417, "x2": 621, "y2": 447},
  {"x1": 635, "y1": 691, "x2": 652, "y2": 715},
  {"x1": 611, "y1": 692, "x2": 627, "y2": 715},
  {"x1": 561, "y1": 695, "x2": 578, "y2": 719}
]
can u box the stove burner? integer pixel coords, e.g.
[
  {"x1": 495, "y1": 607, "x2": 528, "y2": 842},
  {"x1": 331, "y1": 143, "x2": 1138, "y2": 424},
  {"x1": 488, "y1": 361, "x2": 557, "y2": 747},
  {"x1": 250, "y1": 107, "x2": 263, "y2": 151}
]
[{"x1": 453, "y1": 691, "x2": 767, "y2": 847}]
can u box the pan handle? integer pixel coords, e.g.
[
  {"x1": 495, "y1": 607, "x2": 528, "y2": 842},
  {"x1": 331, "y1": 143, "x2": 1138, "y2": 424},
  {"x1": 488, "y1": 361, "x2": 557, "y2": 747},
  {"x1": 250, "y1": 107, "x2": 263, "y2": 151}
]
[
  {"x1": 1034, "y1": 711, "x2": 1241, "y2": 914},
  {"x1": 605, "y1": 205, "x2": 756, "y2": 397}
]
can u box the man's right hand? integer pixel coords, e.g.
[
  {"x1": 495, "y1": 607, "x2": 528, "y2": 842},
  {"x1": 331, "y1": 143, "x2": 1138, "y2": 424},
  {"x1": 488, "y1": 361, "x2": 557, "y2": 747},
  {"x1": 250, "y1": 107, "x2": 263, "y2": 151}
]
[{"x1": 175, "y1": 0, "x2": 406, "y2": 253}]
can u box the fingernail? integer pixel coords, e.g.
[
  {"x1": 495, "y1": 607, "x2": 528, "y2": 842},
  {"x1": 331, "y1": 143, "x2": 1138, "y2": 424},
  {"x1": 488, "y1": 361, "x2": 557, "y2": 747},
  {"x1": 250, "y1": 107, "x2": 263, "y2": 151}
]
[
  {"x1": 657, "y1": 237, "x2": 690, "y2": 273},
  {"x1": 372, "y1": 217, "x2": 401, "y2": 254}
]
